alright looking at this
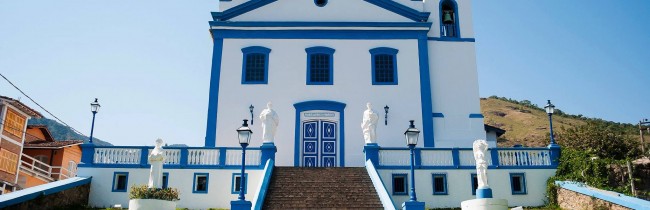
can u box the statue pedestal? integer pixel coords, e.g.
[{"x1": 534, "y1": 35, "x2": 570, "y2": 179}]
[
  {"x1": 476, "y1": 187, "x2": 493, "y2": 198},
  {"x1": 461, "y1": 198, "x2": 508, "y2": 210},
  {"x1": 401, "y1": 201, "x2": 425, "y2": 210},
  {"x1": 230, "y1": 200, "x2": 252, "y2": 210}
]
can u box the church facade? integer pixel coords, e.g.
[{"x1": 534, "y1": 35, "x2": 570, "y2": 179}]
[{"x1": 77, "y1": 0, "x2": 560, "y2": 209}]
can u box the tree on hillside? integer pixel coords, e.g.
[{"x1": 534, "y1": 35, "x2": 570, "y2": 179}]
[{"x1": 557, "y1": 121, "x2": 640, "y2": 159}]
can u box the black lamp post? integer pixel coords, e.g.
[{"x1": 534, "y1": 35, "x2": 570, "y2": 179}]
[
  {"x1": 236, "y1": 119, "x2": 252, "y2": 201},
  {"x1": 89, "y1": 98, "x2": 100, "y2": 144},
  {"x1": 249, "y1": 105, "x2": 254, "y2": 125},
  {"x1": 384, "y1": 105, "x2": 390, "y2": 125},
  {"x1": 404, "y1": 120, "x2": 420, "y2": 202},
  {"x1": 544, "y1": 100, "x2": 556, "y2": 145}
]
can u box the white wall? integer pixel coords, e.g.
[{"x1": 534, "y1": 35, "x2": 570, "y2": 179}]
[
  {"x1": 429, "y1": 40, "x2": 485, "y2": 148},
  {"x1": 378, "y1": 168, "x2": 556, "y2": 208},
  {"x1": 215, "y1": 39, "x2": 423, "y2": 167},
  {"x1": 78, "y1": 167, "x2": 263, "y2": 209}
]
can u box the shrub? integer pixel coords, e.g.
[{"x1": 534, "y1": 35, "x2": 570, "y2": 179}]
[{"x1": 129, "y1": 185, "x2": 180, "y2": 201}]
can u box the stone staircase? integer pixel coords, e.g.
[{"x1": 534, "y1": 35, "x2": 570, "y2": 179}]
[{"x1": 262, "y1": 167, "x2": 384, "y2": 209}]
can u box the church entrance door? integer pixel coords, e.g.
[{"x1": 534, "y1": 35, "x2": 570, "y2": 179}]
[{"x1": 300, "y1": 111, "x2": 339, "y2": 167}]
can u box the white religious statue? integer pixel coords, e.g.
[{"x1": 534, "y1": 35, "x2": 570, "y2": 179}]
[
  {"x1": 473, "y1": 139, "x2": 490, "y2": 188},
  {"x1": 361, "y1": 103, "x2": 379, "y2": 144},
  {"x1": 148, "y1": 138, "x2": 165, "y2": 189},
  {"x1": 259, "y1": 102, "x2": 279, "y2": 143}
]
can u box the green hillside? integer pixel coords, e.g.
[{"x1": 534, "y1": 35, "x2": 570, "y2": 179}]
[{"x1": 481, "y1": 96, "x2": 646, "y2": 148}]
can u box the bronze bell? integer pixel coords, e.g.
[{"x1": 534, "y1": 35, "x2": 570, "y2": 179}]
[{"x1": 443, "y1": 10, "x2": 454, "y2": 23}]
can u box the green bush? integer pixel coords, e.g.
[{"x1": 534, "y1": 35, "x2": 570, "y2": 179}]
[{"x1": 129, "y1": 185, "x2": 180, "y2": 201}]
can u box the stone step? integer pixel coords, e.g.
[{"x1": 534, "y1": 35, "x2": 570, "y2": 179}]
[{"x1": 263, "y1": 167, "x2": 384, "y2": 209}]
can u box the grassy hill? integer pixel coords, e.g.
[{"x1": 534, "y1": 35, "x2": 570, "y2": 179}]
[{"x1": 481, "y1": 96, "x2": 645, "y2": 148}]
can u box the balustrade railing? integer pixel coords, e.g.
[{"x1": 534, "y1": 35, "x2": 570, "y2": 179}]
[
  {"x1": 84, "y1": 145, "x2": 269, "y2": 168},
  {"x1": 20, "y1": 154, "x2": 76, "y2": 182},
  {"x1": 371, "y1": 147, "x2": 555, "y2": 169}
]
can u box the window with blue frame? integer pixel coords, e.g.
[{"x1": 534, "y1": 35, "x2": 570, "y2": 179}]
[
  {"x1": 241, "y1": 46, "x2": 271, "y2": 84},
  {"x1": 510, "y1": 173, "x2": 527, "y2": 195},
  {"x1": 369, "y1": 47, "x2": 398, "y2": 85},
  {"x1": 471, "y1": 173, "x2": 478, "y2": 195},
  {"x1": 432, "y1": 173, "x2": 448, "y2": 195},
  {"x1": 306, "y1": 47, "x2": 335, "y2": 85},
  {"x1": 392, "y1": 173, "x2": 408, "y2": 195},
  {"x1": 193, "y1": 173, "x2": 209, "y2": 194},
  {"x1": 440, "y1": 0, "x2": 460, "y2": 38},
  {"x1": 112, "y1": 172, "x2": 128, "y2": 192},
  {"x1": 231, "y1": 173, "x2": 248, "y2": 194},
  {"x1": 162, "y1": 172, "x2": 169, "y2": 189}
]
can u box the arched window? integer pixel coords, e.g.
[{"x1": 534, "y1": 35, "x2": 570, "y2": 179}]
[
  {"x1": 440, "y1": 0, "x2": 460, "y2": 38},
  {"x1": 241, "y1": 46, "x2": 271, "y2": 84},
  {"x1": 305, "y1": 46, "x2": 335, "y2": 85},
  {"x1": 369, "y1": 47, "x2": 399, "y2": 85}
]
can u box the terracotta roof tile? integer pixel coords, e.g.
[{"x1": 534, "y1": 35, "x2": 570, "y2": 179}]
[{"x1": 24, "y1": 140, "x2": 83, "y2": 148}]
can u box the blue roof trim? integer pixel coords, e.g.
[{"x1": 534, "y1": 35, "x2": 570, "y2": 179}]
[
  {"x1": 469, "y1": 113, "x2": 484, "y2": 118},
  {"x1": 555, "y1": 181, "x2": 650, "y2": 209},
  {"x1": 213, "y1": 0, "x2": 429, "y2": 22},
  {"x1": 0, "y1": 177, "x2": 92, "y2": 208},
  {"x1": 364, "y1": 0, "x2": 430, "y2": 22},
  {"x1": 212, "y1": 0, "x2": 277, "y2": 21},
  {"x1": 210, "y1": 21, "x2": 432, "y2": 28},
  {"x1": 428, "y1": 37, "x2": 476, "y2": 42}
]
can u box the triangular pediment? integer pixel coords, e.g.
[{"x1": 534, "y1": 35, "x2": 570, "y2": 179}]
[{"x1": 214, "y1": 0, "x2": 429, "y2": 23}]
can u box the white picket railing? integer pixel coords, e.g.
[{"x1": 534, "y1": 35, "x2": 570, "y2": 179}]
[
  {"x1": 225, "y1": 149, "x2": 261, "y2": 166},
  {"x1": 498, "y1": 150, "x2": 550, "y2": 166},
  {"x1": 20, "y1": 154, "x2": 76, "y2": 182},
  {"x1": 187, "y1": 149, "x2": 220, "y2": 165},
  {"x1": 148, "y1": 149, "x2": 182, "y2": 165},
  {"x1": 94, "y1": 148, "x2": 142, "y2": 164},
  {"x1": 459, "y1": 150, "x2": 492, "y2": 166},
  {"x1": 378, "y1": 150, "x2": 410, "y2": 166},
  {"x1": 421, "y1": 150, "x2": 453, "y2": 166}
]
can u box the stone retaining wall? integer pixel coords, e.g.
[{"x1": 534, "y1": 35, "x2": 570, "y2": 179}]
[
  {"x1": 557, "y1": 187, "x2": 630, "y2": 210},
  {"x1": 1, "y1": 183, "x2": 90, "y2": 210}
]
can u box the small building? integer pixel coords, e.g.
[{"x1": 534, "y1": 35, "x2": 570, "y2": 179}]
[
  {"x1": 19, "y1": 125, "x2": 82, "y2": 188},
  {"x1": 0, "y1": 96, "x2": 42, "y2": 194}
]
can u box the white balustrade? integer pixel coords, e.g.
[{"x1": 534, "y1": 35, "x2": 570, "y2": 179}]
[
  {"x1": 187, "y1": 149, "x2": 220, "y2": 165},
  {"x1": 378, "y1": 150, "x2": 410, "y2": 166},
  {"x1": 459, "y1": 150, "x2": 493, "y2": 166},
  {"x1": 147, "y1": 149, "x2": 181, "y2": 165},
  {"x1": 225, "y1": 149, "x2": 261, "y2": 166},
  {"x1": 498, "y1": 150, "x2": 550, "y2": 166},
  {"x1": 421, "y1": 150, "x2": 453, "y2": 166},
  {"x1": 94, "y1": 148, "x2": 142, "y2": 164}
]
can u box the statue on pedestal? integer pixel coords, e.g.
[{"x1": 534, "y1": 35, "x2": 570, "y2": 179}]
[
  {"x1": 259, "y1": 102, "x2": 279, "y2": 143},
  {"x1": 361, "y1": 103, "x2": 379, "y2": 144},
  {"x1": 473, "y1": 139, "x2": 489, "y2": 188},
  {"x1": 148, "y1": 138, "x2": 165, "y2": 189}
]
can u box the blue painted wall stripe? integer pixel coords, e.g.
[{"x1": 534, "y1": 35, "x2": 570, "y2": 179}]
[
  {"x1": 418, "y1": 35, "x2": 434, "y2": 147},
  {"x1": 210, "y1": 21, "x2": 432, "y2": 28},
  {"x1": 211, "y1": 29, "x2": 426, "y2": 40},
  {"x1": 204, "y1": 38, "x2": 224, "y2": 147},
  {"x1": 469, "y1": 113, "x2": 484, "y2": 118}
]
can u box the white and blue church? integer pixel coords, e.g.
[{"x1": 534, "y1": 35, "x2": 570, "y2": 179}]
[{"x1": 77, "y1": 0, "x2": 561, "y2": 209}]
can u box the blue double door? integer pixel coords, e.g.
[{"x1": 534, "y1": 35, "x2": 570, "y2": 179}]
[{"x1": 302, "y1": 120, "x2": 337, "y2": 167}]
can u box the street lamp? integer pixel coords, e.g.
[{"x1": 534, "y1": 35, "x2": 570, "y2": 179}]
[
  {"x1": 384, "y1": 105, "x2": 390, "y2": 125},
  {"x1": 236, "y1": 119, "x2": 252, "y2": 201},
  {"x1": 404, "y1": 120, "x2": 420, "y2": 202},
  {"x1": 249, "y1": 105, "x2": 254, "y2": 125},
  {"x1": 89, "y1": 98, "x2": 100, "y2": 144},
  {"x1": 544, "y1": 100, "x2": 556, "y2": 145}
]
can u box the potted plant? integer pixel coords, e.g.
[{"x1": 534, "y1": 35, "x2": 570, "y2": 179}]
[{"x1": 128, "y1": 185, "x2": 180, "y2": 210}]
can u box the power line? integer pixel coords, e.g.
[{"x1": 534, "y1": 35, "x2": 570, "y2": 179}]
[{"x1": 0, "y1": 73, "x2": 87, "y2": 137}]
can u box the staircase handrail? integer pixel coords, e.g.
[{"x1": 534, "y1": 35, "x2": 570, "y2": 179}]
[
  {"x1": 252, "y1": 159, "x2": 274, "y2": 210},
  {"x1": 365, "y1": 159, "x2": 396, "y2": 210}
]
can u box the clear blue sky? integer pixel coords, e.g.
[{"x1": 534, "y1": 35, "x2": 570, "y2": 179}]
[{"x1": 1, "y1": 1, "x2": 649, "y2": 146}]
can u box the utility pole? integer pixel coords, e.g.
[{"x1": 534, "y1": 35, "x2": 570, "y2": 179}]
[{"x1": 640, "y1": 119, "x2": 650, "y2": 155}]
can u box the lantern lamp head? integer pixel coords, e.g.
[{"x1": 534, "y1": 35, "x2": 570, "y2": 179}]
[
  {"x1": 544, "y1": 100, "x2": 555, "y2": 115},
  {"x1": 404, "y1": 120, "x2": 420, "y2": 146},
  {"x1": 90, "y1": 98, "x2": 101, "y2": 113},
  {"x1": 236, "y1": 119, "x2": 253, "y2": 145}
]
